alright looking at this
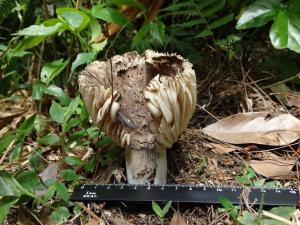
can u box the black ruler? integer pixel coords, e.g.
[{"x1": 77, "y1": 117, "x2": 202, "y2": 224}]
[{"x1": 70, "y1": 184, "x2": 299, "y2": 206}]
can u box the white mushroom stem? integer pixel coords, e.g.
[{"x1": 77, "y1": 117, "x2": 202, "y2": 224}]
[{"x1": 125, "y1": 148, "x2": 167, "y2": 184}]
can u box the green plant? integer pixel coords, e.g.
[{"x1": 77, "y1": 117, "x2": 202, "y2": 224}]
[
  {"x1": 236, "y1": 0, "x2": 300, "y2": 53},
  {"x1": 152, "y1": 201, "x2": 172, "y2": 220},
  {"x1": 218, "y1": 197, "x2": 240, "y2": 221}
]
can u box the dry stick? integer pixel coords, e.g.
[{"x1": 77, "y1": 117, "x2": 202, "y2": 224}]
[
  {"x1": 77, "y1": 202, "x2": 104, "y2": 223},
  {"x1": 262, "y1": 210, "x2": 294, "y2": 225},
  {"x1": 262, "y1": 72, "x2": 300, "y2": 90},
  {"x1": 0, "y1": 139, "x2": 16, "y2": 165}
]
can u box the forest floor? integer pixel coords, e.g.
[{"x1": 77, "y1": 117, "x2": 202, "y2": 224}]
[{"x1": 2, "y1": 45, "x2": 300, "y2": 225}]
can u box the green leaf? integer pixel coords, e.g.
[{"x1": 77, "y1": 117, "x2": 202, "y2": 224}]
[
  {"x1": 152, "y1": 201, "x2": 171, "y2": 219},
  {"x1": 12, "y1": 36, "x2": 46, "y2": 53},
  {"x1": 64, "y1": 156, "x2": 84, "y2": 166},
  {"x1": 70, "y1": 52, "x2": 95, "y2": 77},
  {"x1": 161, "y1": 201, "x2": 172, "y2": 217},
  {"x1": 91, "y1": 39, "x2": 108, "y2": 54},
  {"x1": 16, "y1": 23, "x2": 63, "y2": 36},
  {"x1": 51, "y1": 206, "x2": 70, "y2": 225},
  {"x1": 238, "y1": 211, "x2": 257, "y2": 225},
  {"x1": 90, "y1": 18, "x2": 102, "y2": 42},
  {"x1": 43, "y1": 184, "x2": 56, "y2": 202},
  {"x1": 49, "y1": 101, "x2": 64, "y2": 123},
  {"x1": 43, "y1": 85, "x2": 70, "y2": 106},
  {"x1": 63, "y1": 118, "x2": 80, "y2": 133},
  {"x1": 0, "y1": 171, "x2": 22, "y2": 196},
  {"x1": 219, "y1": 197, "x2": 233, "y2": 209},
  {"x1": 61, "y1": 169, "x2": 77, "y2": 181},
  {"x1": 152, "y1": 201, "x2": 163, "y2": 218},
  {"x1": 32, "y1": 80, "x2": 45, "y2": 100},
  {"x1": 38, "y1": 133, "x2": 61, "y2": 146},
  {"x1": 0, "y1": 131, "x2": 15, "y2": 155},
  {"x1": 270, "y1": 9, "x2": 300, "y2": 53},
  {"x1": 17, "y1": 115, "x2": 36, "y2": 141},
  {"x1": 236, "y1": 0, "x2": 280, "y2": 29},
  {"x1": 16, "y1": 171, "x2": 39, "y2": 194},
  {"x1": 92, "y1": 6, "x2": 128, "y2": 26},
  {"x1": 56, "y1": 7, "x2": 90, "y2": 32},
  {"x1": 64, "y1": 96, "x2": 80, "y2": 123},
  {"x1": 0, "y1": 197, "x2": 20, "y2": 224},
  {"x1": 84, "y1": 159, "x2": 95, "y2": 172},
  {"x1": 55, "y1": 183, "x2": 70, "y2": 202},
  {"x1": 8, "y1": 142, "x2": 22, "y2": 162},
  {"x1": 268, "y1": 206, "x2": 295, "y2": 219},
  {"x1": 41, "y1": 59, "x2": 69, "y2": 85}
]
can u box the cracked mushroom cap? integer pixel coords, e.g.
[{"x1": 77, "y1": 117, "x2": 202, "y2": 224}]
[{"x1": 79, "y1": 50, "x2": 196, "y2": 150}]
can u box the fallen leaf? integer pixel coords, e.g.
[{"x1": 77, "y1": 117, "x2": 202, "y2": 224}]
[
  {"x1": 202, "y1": 112, "x2": 300, "y2": 146},
  {"x1": 170, "y1": 211, "x2": 187, "y2": 225},
  {"x1": 203, "y1": 142, "x2": 236, "y2": 154},
  {"x1": 39, "y1": 162, "x2": 59, "y2": 182},
  {"x1": 250, "y1": 152, "x2": 296, "y2": 178}
]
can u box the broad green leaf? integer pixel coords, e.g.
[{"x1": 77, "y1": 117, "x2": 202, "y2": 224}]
[
  {"x1": 236, "y1": 0, "x2": 280, "y2": 29},
  {"x1": 17, "y1": 115, "x2": 36, "y2": 141},
  {"x1": 56, "y1": 7, "x2": 90, "y2": 32},
  {"x1": 270, "y1": 9, "x2": 300, "y2": 53},
  {"x1": 55, "y1": 183, "x2": 70, "y2": 202},
  {"x1": 41, "y1": 59, "x2": 69, "y2": 85},
  {"x1": 0, "y1": 131, "x2": 15, "y2": 155},
  {"x1": 92, "y1": 6, "x2": 128, "y2": 26},
  {"x1": 219, "y1": 197, "x2": 233, "y2": 209},
  {"x1": 61, "y1": 169, "x2": 77, "y2": 181},
  {"x1": 16, "y1": 23, "x2": 63, "y2": 36},
  {"x1": 90, "y1": 18, "x2": 102, "y2": 42},
  {"x1": 38, "y1": 133, "x2": 61, "y2": 146},
  {"x1": 0, "y1": 197, "x2": 20, "y2": 224},
  {"x1": 267, "y1": 206, "x2": 295, "y2": 219},
  {"x1": 49, "y1": 101, "x2": 64, "y2": 123},
  {"x1": 84, "y1": 159, "x2": 95, "y2": 172},
  {"x1": 0, "y1": 171, "x2": 22, "y2": 196},
  {"x1": 32, "y1": 80, "x2": 44, "y2": 100},
  {"x1": 132, "y1": 23, "x2": 150, "y2": 48},
  {"x1": 8, "y1": 142, "x2": 22, "y2": 162},
  {"x1": 91, "y1": 39, "x2": 108, "y2": 54},
  {"x1": 51, "y1": 207, "x2": 70, "y2": 225},
  {"x1": 33, "y1": 115, "x2": 46, "y2": 134},
  {"x1": 238, "y1": 211, "x2": 256, "y2": 225},
  {"x1": 64, "y1": 96, "x2": 81, "y2": 122},
  {"x1": 70, "y1": 52, "x2": 95, "y2": 77},
  {"x1": 161, "y1": 201, "x2": 172, "y2": 217},
  {"x1": 43, "y1": 85, "x2": 70, "y2": 106},
  {"x1": 16, "y1": 171, "x2": 39, "y2": 194},
  {"x1": 63, "y1": 118, "x2": 80, "y2": 133},
  {"x1": 11, "y1": 36, "x2": 45, "y2": 53},
  {"x1": 64, "y1": 96, "x2": 80, "y2": 123},
  {"x1": 43, "y1": 183, "x2": 56, "y2": 202},
  {"x1": 152, "y1": 201, "x2": 163, "y2": 218},
  {"x1": 64, "y1": 156, "x2": 84, "y2": 166}
]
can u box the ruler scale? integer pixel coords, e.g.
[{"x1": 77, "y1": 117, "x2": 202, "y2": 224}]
[{"x1": 70, "y1": 184, "x2": 299, "y2": 206}]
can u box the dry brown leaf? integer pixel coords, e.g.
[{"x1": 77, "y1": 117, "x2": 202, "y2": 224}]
[
  {"x1": 170, "y1": 211, "x2": 187, "y2": 225},
  {"x1": 39, "y1": 162, "x2": 59, "y2": 182},
  {"x1": 250, "y1": 152, "x2": 296, "y2": 178},
  {"x1": 203, "y1": 142, "x2": 236, "y2": 155},
  {"x1": 202, "y1": 112, "x2": 300, "y2": 146}
]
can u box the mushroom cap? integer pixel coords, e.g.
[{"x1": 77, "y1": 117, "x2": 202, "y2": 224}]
[{"x1": 79, "y1": 50, "x2": 196, "y2": 150}]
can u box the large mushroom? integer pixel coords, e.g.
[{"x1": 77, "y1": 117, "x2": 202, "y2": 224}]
[{"x1": 79, "y1": 50, "x2": 196, "y2": 184}]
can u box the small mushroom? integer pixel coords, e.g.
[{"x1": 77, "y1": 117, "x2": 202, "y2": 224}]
[{"x1": 79, "y1": 50, "x2": 196, "y2": 184}]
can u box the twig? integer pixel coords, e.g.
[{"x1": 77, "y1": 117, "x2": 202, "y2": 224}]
[
  {"x1": 0, "y1": 139, "x2": 16, "y2": 165},
  {"x1": 77, "y1": 202, "x2": 103, "y2": 223},
  {"x1": 262, "y1": 210, "x2": 295, "y2": 225}
]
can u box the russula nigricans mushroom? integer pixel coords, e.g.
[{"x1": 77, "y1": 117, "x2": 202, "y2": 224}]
[{"x1": 79, "y1": 50, "x2": 196, "y2": 184}]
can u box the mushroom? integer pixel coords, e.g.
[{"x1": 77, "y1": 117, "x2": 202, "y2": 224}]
[{"x1": 78, "y1": 50, "x2": 197, "y2": 184}]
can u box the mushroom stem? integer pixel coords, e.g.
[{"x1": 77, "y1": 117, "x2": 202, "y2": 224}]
[{"x1": 125, "y1": 148, "x2": 167, "y2": 184}]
